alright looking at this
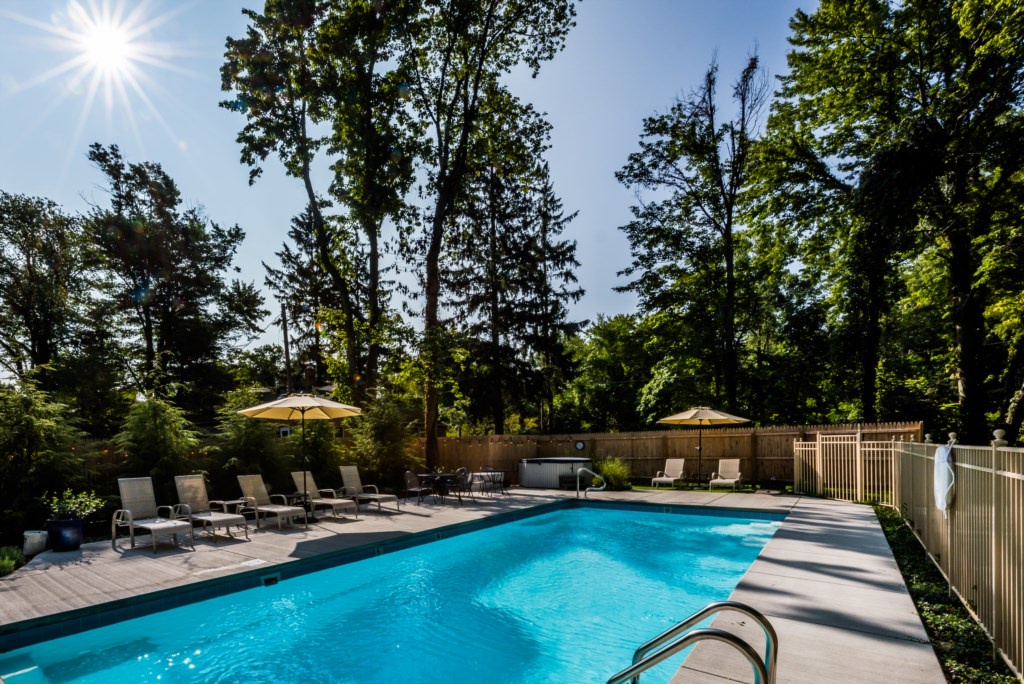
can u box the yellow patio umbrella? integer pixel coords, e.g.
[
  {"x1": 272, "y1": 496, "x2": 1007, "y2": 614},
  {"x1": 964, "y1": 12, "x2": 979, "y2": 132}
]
[
  {"x1": 658, "y1": 406, "x2": 749, "y2": 484},
  {"x1": 239, "y1": 394, "x2": 362, "y2": 510}
]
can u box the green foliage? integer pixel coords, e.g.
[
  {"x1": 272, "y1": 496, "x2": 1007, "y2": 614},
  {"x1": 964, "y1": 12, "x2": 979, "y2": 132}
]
[
  {"x1": 342, "y1": 395, "x2": 420, "y2": 492},
  {"x1": 875, "y1": 506, "x2": 1017, "y2": 683},
  {"x1": 45, "y1": 489, "x2": 106, "y2": 520},
  {"x1": 0, "y1": 546, "x2": 26, "y2": 576},
  {"x1": 553, "y1": 314, "x2": 655, "y2": 432},
  {"x1": 211, "y1": 386, "x2": 292, "y2": 495},
  {"x1": 594, "y1": 458, "x2": 631, "y2": 491},
  {"x1": 0, "y1": 191, "x2": 88, "y2": 383},
  {"x1": 0, "y1": 379, "x2": 85, "y2": 546},
  {"x1": 85, "y1": 143, "x2": 267, "y2": 422},
  {"x1": 113, "y1": 396, "x2": 201, "y2": 500}
]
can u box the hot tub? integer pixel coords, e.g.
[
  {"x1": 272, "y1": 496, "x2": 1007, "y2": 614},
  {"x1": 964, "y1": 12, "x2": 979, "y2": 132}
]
[{"x1": 519, "y1": 457, "x2": 593, "y2": 488}]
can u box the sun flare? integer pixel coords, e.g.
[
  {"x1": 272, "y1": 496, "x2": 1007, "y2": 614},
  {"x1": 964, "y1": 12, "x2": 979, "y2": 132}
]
[{"x1": 1, "y1": 0, "x2": 194, "y2": 157}]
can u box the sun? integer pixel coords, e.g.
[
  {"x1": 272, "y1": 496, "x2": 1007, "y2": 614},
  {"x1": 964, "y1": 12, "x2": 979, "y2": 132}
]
[{"x1": 78, "y1": 20, "x2": 135, "y2": 75}]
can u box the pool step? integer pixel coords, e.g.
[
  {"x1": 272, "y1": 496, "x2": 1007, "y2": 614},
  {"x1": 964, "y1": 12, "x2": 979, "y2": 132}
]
[{"x1": 606, "y1": 600, "x2": 777, "y2": 684}]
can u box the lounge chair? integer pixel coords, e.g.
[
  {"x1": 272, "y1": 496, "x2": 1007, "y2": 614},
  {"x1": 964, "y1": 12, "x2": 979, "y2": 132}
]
[
  {"x1": 339, "y1": 465, "x2": 400, "y2": 512},
  {"x1": 291, "y1": 471, "x2": 359, "y2": 519},
  {"x1": 709, "y1": 459, "x2": 742, "y2": 491},
  {"x1": 238, "y1": 474, "x2": 306, "y2": 529},
  {"x1": 111, "y1": 477, "x2": 194, "y2": 553},
  {"x1": 652, "y1": 458, "x2": 686, "y2": 488},
  {"x1": 404, "y1": 470, "x2": 434, "y2": 505},
  {"x1": 174, "y1": 474, "x2": 250, "y2": 542}
]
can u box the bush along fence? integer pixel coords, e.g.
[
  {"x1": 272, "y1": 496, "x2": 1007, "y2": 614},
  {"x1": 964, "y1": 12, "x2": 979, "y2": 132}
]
[
  {"x1": 793, "y1": 430, "x2": 1023, "y2": 679},
  {"x1": 433, "y1": 421, "x2": 923, "y2": 485}
]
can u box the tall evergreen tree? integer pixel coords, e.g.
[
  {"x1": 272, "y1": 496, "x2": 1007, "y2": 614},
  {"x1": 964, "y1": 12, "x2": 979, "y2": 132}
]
[{"x1": 85, "y1": 144, "x2": 266, "y2": 418}]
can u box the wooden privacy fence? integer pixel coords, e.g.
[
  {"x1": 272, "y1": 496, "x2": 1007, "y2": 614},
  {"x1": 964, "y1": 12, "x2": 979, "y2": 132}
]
[
  {"x1": 435, "y1": 421, "x2": 923, "y2": 484},
  {"x1": 794, "y1": 432, "x2": 1023, "y2": 678}
]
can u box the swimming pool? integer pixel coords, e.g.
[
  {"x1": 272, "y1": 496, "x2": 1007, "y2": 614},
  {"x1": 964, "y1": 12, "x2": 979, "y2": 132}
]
[{"x1": 0, "y1": 506, "x2": 781, "y2": 683}]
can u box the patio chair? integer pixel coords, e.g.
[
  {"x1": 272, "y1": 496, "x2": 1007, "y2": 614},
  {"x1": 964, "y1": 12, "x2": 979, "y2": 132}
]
[
  {"x1": 404, "y1": 470, "x2": 434, "y2": 505},
  {"x1": 652, "y1": 459, "x2": 686, "y2": 488},
  {"x1": 446, "y1": 467, "x2": 475, "y2": 504},
  {"x1": 291, "y1": 471, "x2": 359, "y2": 519},
  {"x1": 238, "y1": 474, "x2": 306, "y2": 529},
  {"x1": 708, "y1": 459, "x2": 742, "y2": 491},
  {"x1": 174, "y1": 474, "x2": 250, "y2": 542},
  {"x1": 111, "y1": 477, "x2": 193, "y2": 553},
  {"x1": 339, "y1": 466, "x2": 401, "y2": 512}
]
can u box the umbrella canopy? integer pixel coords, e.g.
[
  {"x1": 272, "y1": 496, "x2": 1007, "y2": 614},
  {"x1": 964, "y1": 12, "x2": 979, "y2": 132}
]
[
  {"x1": 239, "y1": 394, "x2": 362, "y2": 519},
  {"x1": 239, "y1": 394, "x2": 361, "y2": 421},
  {"x1": 658, "y1": 406, "x2": 749, "y2": 484}
]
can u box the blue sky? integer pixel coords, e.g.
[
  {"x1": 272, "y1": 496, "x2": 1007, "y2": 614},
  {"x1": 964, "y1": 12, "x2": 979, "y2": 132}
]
[{"x1": 0, "y1": 0, "x2": 813, "y2": 347}]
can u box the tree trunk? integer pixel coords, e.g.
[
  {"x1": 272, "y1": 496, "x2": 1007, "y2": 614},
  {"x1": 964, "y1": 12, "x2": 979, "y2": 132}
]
[{"x1": 948, "y1": 229, "x2": 988, "y2": 443}]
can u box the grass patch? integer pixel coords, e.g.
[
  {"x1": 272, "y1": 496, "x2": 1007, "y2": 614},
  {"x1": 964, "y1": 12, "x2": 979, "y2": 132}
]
[{"x1": 874, "y1": 506, "x2": 1017, "y2": 683}]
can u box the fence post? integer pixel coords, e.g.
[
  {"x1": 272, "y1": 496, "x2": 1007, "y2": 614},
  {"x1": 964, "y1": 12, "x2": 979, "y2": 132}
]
[
  {"x1": 991, "y1": 429, "x2": 1007, "y2": 662},
  {"x1": 815, "y1": 431, "x2": 823, "y2": 496},
  {"x1": 855, "y1": 429, "x2": 864, "y2": 501}
]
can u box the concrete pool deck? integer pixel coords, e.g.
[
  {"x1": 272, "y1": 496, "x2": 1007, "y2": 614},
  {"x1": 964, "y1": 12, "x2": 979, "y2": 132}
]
[{"x1": 0, "y1": 488, "x2": 944, "y2": 683}]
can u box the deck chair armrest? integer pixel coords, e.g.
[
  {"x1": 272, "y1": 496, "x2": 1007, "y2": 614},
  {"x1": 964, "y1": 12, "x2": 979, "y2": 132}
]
[
  {"x1": 362, "y1": 484, "x2": 380, "y2": 494},
  {"x1": 241, "y1": 496, "x2": 257, "y2": 510},
  {"x1": 112, "y1": 509, "x2": 133, "y2": 524},
  {"x1": 319, "y1": 487, "x2": 339, "y2": 498},
  {"x1": 269, "y1": 493, "x2": 289, "y2": 506},
  {"x1": 655, "y1": 471, "x2": 666, "y2": 477},
  {"x1": 711, "y1": 472, "x2": 719, "y2": 479},
  {"x1": 209, "y1": 498, "x2": 226, "y2": 510},
  {"x1": 174, "y1": 503, "x2": 192, "y2": 517},
  {"x1": 156, "y1": 504, "x2": 177, "y2": 519}
]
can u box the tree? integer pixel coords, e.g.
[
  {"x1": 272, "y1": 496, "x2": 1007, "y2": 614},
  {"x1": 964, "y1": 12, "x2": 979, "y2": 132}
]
[
  {"x1": 222, "y1": 0, "x2": 415, "y2": 402},
  {"x1": 403, "y1": 0, "x2": 578, "y2": 465},
  {"x1": 0, "y1": 192, "x2": 88, "y2": 384},
  {"x1": 0, "y1": 379, "x2": 85, "y2": 546},
  {"x1": 85, "y1": 144, "x2": 266, "y2": 417},
  {"x1": 112, "y1": 395, "x2": 200, "y2": 501},
  {"x1": 771, "y1": 0, "x2": 1024, "y2": 441},
  {"x1": 616, "y1": 55, "x2": 770, "y2": 414},
  {"x1": 553, "y1": 315, "x2": 655, "y2": 433}
]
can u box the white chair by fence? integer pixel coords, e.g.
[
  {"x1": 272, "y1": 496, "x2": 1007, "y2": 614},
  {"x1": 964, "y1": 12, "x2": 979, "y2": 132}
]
[
  {"x1": 709, "y1": 459, "x2": 742, "y2": 491},
  {"x1": 652, "y1": 459, "x2": 686, "y2": 488}
]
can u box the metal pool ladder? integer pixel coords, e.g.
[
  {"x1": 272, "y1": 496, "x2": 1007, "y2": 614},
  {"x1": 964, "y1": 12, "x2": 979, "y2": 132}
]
[
  {"x1": 606, "y1": 600, "x2": 778, "y2": 684},
  {"x1": 576, "y1": 467, "x2": 606, "y2": 498}
]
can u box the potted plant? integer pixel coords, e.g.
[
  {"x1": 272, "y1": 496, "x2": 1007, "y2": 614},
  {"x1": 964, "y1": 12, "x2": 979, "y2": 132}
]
[{"x1": 45, "y1": 489, "x2": 106, "y2": 552}]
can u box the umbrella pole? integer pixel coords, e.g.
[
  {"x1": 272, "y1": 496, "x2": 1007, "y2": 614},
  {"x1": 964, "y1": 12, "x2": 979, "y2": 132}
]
[
  {"x1": 301, "y1": 410, "x2": 309, "y2": 524},
  {"x1": 697, "y1": 423, "x2": 703, "y2": 487}
]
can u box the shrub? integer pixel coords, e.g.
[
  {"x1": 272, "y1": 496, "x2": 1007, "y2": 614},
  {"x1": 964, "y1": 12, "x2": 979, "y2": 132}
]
[
  {"x1": 45, "y1": 489, "x2": 106, "y2": 520},
  {"x1": 0, "y1": 546, "x2": 25, "y2": 577},
  {"x1": 595, "y1": 457, "x2": 632, "y2": 490}
]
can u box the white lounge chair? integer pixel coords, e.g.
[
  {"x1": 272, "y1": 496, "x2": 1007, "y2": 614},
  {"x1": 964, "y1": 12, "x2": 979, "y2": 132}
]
[
  {"x1": 340, "y1": 465, "x2": 400, "y2": 512},
  {"x1": 291, "y1": 471, "x2": 359, "y2": 519},
  {"x1": 652, "y1": 459, "x2": 686, "y2": 488},
  {"x1": 708, "y1": 459, "x2": 742, "y2": 491},
  {"x1": 238, "y1": 474, "x2": 306, "y2": 529},
  {"x1": 112, "y1": 477, "x2": 193, "y2": 553},
  {"x1": 175, "y1": 474, "x2": 250, "y2": 542}
]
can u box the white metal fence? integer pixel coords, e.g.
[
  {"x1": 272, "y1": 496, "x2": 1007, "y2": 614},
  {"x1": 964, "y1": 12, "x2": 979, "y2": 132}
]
[{"x1": 793, "y1": 433, "x2": 1023, "y2": 678}]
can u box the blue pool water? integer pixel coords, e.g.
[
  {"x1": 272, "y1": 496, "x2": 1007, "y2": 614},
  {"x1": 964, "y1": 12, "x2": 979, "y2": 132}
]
[{"x1": 0, "y1": 507, "x2": 781, "y2": 683}]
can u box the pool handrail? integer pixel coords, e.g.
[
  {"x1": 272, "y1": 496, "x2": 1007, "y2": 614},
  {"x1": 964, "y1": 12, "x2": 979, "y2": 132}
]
[
  {"x1": 608, "y1": 600, "x2": 777, "y2": 684},
  {"x1": 576, "y1": 467, "x2": 606, "y2": 498}
]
